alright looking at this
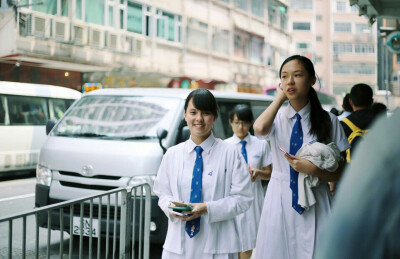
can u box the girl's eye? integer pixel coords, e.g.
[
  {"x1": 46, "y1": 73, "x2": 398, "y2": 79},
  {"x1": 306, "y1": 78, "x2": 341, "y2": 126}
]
[{"x1": 295, "y1": 74, "x2": 302, "y2": 77}]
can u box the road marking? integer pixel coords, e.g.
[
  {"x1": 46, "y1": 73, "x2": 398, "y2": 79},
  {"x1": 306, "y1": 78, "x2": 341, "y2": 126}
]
[{"x1": 0, "y1": 193, "x2": 35, "y2": 202}]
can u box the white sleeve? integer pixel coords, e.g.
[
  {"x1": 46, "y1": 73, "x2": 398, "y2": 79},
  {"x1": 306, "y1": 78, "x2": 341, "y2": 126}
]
[
  {"x1": 206, "y1": 148, "x2": 253, "y2": 223},
  {"x1": 153, "y1": 151, "x2": 178, "y2": 221},
  {"x1": 261, "y1": 140, "x2": 272, "y2": 167}
]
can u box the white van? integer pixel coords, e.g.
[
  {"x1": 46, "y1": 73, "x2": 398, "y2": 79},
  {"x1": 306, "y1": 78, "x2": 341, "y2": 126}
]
[
  {"x1": 35, "y1": 87, "x2": 273, "y2": 243},
  {"x1": 0, "y1": 81, "x2": 81, "y2": 175}
]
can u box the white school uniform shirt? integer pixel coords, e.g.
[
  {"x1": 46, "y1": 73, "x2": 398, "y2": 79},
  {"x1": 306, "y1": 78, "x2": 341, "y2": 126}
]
[
  {"x1": 225, "y1": 133, "x2": 272, "y2": 251},
  {"x1": 153, "y1": 133, "x2": 253, "y2": 258},
  {"x1": 255, "y1": 102, "x2": 350, "y2": 259}
]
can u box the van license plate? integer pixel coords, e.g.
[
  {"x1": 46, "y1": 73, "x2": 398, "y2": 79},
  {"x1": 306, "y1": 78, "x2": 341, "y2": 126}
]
[{"x1": 72, "y1": 217, "x2": 99, "y2": 237}]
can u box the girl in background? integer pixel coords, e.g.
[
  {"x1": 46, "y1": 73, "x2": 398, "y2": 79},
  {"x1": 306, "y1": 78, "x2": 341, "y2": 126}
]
[
  {"x1": 154, "y1": 89, "x2": 253, "y2": 259},
  {"x1": 225, "y1": 104, "x2": 272, "y2": 259},
  {"x1": 253, "y1": 55, "x2": 349, "y2": 259}
]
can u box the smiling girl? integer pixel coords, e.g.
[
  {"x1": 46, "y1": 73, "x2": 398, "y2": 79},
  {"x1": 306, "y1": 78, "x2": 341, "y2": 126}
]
[
  {"x1": 154, "y1": 89, "x2": 253, "y2": 259},
  {"x1": 253, "y1": 55, "x2": 349, "y2": 259}
]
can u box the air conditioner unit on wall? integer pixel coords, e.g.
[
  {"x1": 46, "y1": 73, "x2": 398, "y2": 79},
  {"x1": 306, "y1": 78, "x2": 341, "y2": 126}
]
[
  {"x1": 89, "y1": 27, "x2": 104, "y2": 48},
  {"x1": 32, "y1": 15, "x2": 49, "y2": 37},
  {"x1": 72, "y1": 24, "x2": 87, "y2": 45},
  {"x1": 107, "y1": 32, "x2": 119, "y2": 50},
  {"x1": 52, "y1": 18, "x2": 70, "y2": 42}
]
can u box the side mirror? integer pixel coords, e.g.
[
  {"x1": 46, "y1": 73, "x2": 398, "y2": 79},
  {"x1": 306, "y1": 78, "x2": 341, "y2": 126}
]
[
  {"x1": 157, "y1": 128, "x2": 168, "y2": 154},
  {"x1": 46, "y1": 120, "x2": 57, "y2": 135},
  {"x1": 181, "y1": 126, "x2": 190, "y2": 142}
]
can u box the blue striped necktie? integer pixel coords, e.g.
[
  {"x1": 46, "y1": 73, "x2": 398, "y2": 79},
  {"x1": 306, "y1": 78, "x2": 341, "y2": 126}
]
[
  {"x1": 289, "y1": 113, "x2": 305, "y2": 214},
  {"x1": 240, "y1": 140, "x2": 248, "y2": 163},
  {"x1": 186, "y1": 146, "x2": 203, "y2": 237}
]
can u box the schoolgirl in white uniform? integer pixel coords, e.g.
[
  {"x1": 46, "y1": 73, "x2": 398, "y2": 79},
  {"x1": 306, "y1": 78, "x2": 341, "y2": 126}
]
[
  {"x1": 253, "y1": 55, "x2": 350, "y2": 259},
  {"x1": 225, "y1": 104, "x2": 272, "y2": 259},
  {"x1": 153, "y1": 89, "x2": 253, "y2": 259}
]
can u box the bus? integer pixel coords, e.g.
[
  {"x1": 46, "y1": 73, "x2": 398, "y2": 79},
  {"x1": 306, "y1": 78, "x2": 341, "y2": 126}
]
[
  {"x1": 263, "y1": 86, "x2": 338, "y2": 111},
  {"x1": 0, "y1": 81, "x2": 81, "y2": 176}
]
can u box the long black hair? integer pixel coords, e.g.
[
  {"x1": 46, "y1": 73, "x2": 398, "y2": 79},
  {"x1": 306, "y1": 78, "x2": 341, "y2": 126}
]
[
  {"x1": 279, "y1": 55, "x2": 332, "y2": 143},
  {"x1": 184, "y1": 89, "x2": 218, "y2": 118}
]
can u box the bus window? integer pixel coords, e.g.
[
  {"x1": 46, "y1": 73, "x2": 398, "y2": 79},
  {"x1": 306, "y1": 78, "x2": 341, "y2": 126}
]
[{"x1": 8, "y1": 95, "x2": 49, "y2": 125}]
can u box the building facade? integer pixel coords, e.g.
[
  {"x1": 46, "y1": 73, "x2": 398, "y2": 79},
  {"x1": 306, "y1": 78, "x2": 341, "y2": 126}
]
[
  {"x1": 0, "y1": 0, "x2": 290, "y2": 93},
  {"x1": 289, "y1": 0, "x2": 377, "y2": 97}
]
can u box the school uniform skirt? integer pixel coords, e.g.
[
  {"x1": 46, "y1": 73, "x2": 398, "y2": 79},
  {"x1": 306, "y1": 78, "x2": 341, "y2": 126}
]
[{"x1": 255, "y1": 171, "x2": 332, "y2": 259}]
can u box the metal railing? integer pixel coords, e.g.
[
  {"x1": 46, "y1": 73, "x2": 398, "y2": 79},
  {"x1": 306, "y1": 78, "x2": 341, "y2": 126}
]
[{"x1": 0, "y1": 184, "x2": 151, "y2": 259}]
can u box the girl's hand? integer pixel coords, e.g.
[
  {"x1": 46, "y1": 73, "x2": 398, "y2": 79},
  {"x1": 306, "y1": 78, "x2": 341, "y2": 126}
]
[
  {"x1": 178, "y1": 203, "x2": 208, "y2": 222},
  {"x1": 284, "y1": 154, "x2": 319, "y2": 175},
  {"x1": 251, "y1": 168, "x2": 259, "y2": 182},
  {"x1": 276, "y1": 83, "x2": 288, "y2": 103}
]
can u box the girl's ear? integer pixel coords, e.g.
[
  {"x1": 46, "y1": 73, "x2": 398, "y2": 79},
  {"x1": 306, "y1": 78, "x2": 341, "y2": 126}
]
[{"x1": 311, "y1": 76, "x2": 316, "y2": 86}]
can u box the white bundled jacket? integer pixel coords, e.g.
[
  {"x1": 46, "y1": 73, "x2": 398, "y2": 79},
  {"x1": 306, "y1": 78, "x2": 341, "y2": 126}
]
[{"x1": 297, "y1": 142, "x2": 341, "y2": 210}]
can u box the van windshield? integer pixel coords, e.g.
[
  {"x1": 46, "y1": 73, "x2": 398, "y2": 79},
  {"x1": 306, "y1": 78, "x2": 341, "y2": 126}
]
[{"x1": 52, "y1": 95, "x2": 180, "y2": 139}]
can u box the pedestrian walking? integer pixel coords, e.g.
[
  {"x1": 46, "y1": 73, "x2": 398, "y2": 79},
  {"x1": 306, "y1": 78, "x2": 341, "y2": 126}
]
[
  {"x1": 253, "y1": 55, "x2": 349, "y2": 259},
  {"x1": 225, "y1": 104, "x2": 272, "y2": 259},
  {"x1": 153, "y1": 88, "x2": 253, "y2": 259}
]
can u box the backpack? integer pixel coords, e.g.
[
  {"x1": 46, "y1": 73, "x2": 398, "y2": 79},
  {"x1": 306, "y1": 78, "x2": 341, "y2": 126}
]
[{"x1": 341, "y1": 118, "x2": 369, "y2": 162}]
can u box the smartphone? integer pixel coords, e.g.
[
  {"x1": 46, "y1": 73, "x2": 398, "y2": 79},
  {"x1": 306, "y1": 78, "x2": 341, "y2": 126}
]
[
  {"x1": 279, "y1": 146, "x2": 288, "y2": 155},
  {"x1": 170, "y1": 210, "x2": 190, "y2": 217},
  {"x1": 279, "y1": 146, "x2": 294, "y2": 158},
  {"x1": 168, "y1": 201, "x2": 193, "y2": 211}
]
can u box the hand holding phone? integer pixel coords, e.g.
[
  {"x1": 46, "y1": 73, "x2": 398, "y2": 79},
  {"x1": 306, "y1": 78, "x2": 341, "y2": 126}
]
[
  {"x1": 168, "y1": 201, "x2": 193, "y2": 211},
  {"x1": 279, "y1": 146, "x2": 294, "y2": 158}
]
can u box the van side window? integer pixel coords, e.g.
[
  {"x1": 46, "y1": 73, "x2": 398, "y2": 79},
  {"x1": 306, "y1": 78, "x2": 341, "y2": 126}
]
[
  {"x1": 50, "y1": 98, "x2": 75, "y2": 120},
  {"x1": 0, "y1": 96, "x2": 6, "y2": 125},
  {"x1": 8, "y1": 95, "x2": 49, "y2": 125}
]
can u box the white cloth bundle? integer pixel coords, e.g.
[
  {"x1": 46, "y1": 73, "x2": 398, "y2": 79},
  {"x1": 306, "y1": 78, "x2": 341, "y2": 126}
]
[{"x1": 296, "y1": 142, "x2": 341, "y2": 210}]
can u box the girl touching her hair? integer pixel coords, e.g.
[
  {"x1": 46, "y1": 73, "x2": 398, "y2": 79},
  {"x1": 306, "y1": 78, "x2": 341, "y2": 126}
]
[{"x1": 253, "y1": 55, "x2": 349, "y2": 259}]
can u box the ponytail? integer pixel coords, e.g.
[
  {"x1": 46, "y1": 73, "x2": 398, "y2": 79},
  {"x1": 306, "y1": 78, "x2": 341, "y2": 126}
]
[{"x1": 308, "y1": 87, "x2": 331, "y2": 143}]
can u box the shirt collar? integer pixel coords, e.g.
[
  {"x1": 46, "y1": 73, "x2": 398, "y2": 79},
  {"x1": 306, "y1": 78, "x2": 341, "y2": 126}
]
[
  {"x1": 232, "y1": 133, "x2": 251, "y2": 144},
  {"x1": 285, "y1": 101, "x2": 311, "y2": 120},
  {"x1": 186, "y1": 132, "x2": 216, "y2": 154}
]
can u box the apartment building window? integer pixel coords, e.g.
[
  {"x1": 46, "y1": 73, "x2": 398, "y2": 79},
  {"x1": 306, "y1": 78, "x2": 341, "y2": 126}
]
[
  {"x1": 156, "y1": 11, "x2": 182, "y2": 42},
  {"x1": 213, "y1": 27, "x2": 229, "y2": 55},
  {"x1": 290, "y1": 0, "x2": 312, "y2": 10},
  {"x1": 355, "y1": 23, "x2": 371, "y2": 33},
  {"x1": 333, "y1": 64, "x2": 352, "y2": 74},
  {"x1": 85, "y1": 0, "x2": 105, "y2": 25},
  {"x1": 316, "y1": 56, "x2": 323, "y2": 62},
  {"x1": 297, "y1": 43, "x2": 310, "y2": 49},
  {"x1": 354, "y1": 44, "x2": 375, "y2": 54},
  {"x1": 397, "y1": 54, "x2": 400, "y2": 64},
  {"x1": 219, "y1": 0, "x2": 230, "y2": 3},
  {"x1": 333, "y1": 43, "x2": 352, "y2": 54},
  {"x1": 268, "y1": 4, "x2": 277, "y2": 25},
  {"x1": 335, "y1": 1, "x2": 346, "y2": 12},
  {"x1": 293, "y1": 22, "x2": 310, "y2": 31},
  {"x1": 250, "y1": 36, "x2": 264, "y2": 63},
  {"x1": 234, "y1": 0, "x2": 248, "y2": 11},
  {"x1": 187, "y1": 18, "x2": 208, "y2": 49},
  {"x1": 355, "y1": 65, "x2": 375, "y2": 75},
  {"x1": 334, "y1": 22, "x2": 351, "y2": 33},
  {"x1": 252, "y1": 0, "x2": 264, "y2": 18},
  {"x1": 316, "y1": 36, "x2": 322, "y2": 41},
  {"x1": 108, "y1": 5, "x2": 114, "y2": 27},
  {"x1": 75, "y1": 0, "x2": 83, "y2": 20},
  {"x1": 316, "y1": 15, "x2": 322, "y2": 21},
  {"x1": 127, "y1": 2, "x2": 142, "y2": 33},
  {"x1": 32, "y1": 0, "x2": 57, "y2": 15},
  {"x1": 280, "y1": 7, "x2": 287, "y2": 30},
  {"x1": 234, "y1": 30, "x2": 250, "y2": 59}
]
